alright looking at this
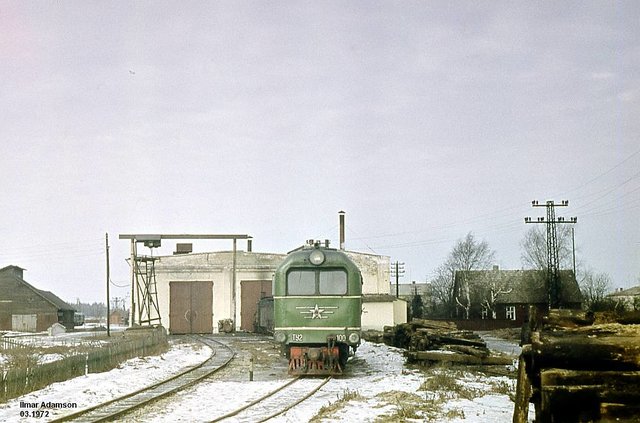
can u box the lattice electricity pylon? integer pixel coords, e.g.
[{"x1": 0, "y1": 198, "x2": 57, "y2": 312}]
[{"x1": 525, "y1": 200, "x2": 577, "y2": 309}]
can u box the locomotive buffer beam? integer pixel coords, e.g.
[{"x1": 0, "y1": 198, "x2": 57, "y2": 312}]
[{"x1": 288, "y1": 336, "x2": 343, "y2": 376}]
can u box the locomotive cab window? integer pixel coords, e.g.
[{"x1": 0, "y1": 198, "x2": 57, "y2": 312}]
[
  {"x1": 319, "y1": 270, "x2": 347, "y2": 295},
  {"x1": 286, "y1": 269, "x2": 348, "y2": 295},
  {"x1": 287, "y1": 270, "x2": 316, "y2": 295}
]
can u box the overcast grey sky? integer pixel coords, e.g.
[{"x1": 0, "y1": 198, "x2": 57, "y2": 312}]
[{"x1": 1, "y1": 1, "x2": 639, "y2": 303}]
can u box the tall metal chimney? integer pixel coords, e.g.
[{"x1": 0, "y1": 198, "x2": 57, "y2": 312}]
[{"x1": 339, "y1": 210, "x2": 345, "y2": 250}]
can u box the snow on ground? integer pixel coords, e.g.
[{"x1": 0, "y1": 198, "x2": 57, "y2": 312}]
[
  {"x1": 131, "y1": 340, "x2": 532, "y2": 422},
  {"x1": 281, "y1": 341, "x2": 527, "y2": 423},
  {"x1": 1, "y1": 328, "x2": 130, "y2": 368},
  {"x1": 0, "y1": 339, "x2": 210, "y2": 422},
  {"x1": 2, "y1": 326, "x2": 127, "y2": 347},
  {"x1": 0, "y1": 336, "x2": 534, "y2": 422},
  {"x1": 478, "y1": 332, "x2": 522, "y2": 357}
]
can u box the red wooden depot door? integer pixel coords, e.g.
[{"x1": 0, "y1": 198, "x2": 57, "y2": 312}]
[
  {"x1": 169, "y1": 281, "x2": 213, "y2": 334},
  {"x1": 240, "y1": 280, "x2": 272, "y2": 331}
]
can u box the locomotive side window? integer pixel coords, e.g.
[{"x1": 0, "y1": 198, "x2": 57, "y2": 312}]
[
  {"x1": 319, "y1": 270, "x2": 347, "y2": 295},
  {"x1": 287, "y1": 270, "x2": 315, "y2": 295}
]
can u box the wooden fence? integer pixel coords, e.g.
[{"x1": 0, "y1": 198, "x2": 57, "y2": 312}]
[
  {"x1": 0, "y1": 338, "x2": 27, "y2": 350},
  {"x1": 0, "y1": 327, "x2": 167, "y2": 402},
  {"x1": 0, "y1": 334, "x2": 106, "y2": 350}
]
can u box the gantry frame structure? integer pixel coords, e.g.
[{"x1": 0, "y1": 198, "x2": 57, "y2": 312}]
[{"x1": 118, "y1": 234, "x2": 252, "y2": 327}]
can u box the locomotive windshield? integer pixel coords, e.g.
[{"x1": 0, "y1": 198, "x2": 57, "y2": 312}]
[
  {"x1": 319, "y1": 271, "x2": 347, "y2": 294},
  {"x1": 287, "y1": 270, "x2": 315, "y2": 295},
  {"x1": 287, "y1": 269, "x2": 347, "y2": 295}
]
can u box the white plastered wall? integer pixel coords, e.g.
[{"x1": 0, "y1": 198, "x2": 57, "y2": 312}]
[
  {"x1": 149, "y1": 249, "x2": 391, "y2": 332},
  {"x1": 345, "y1": 252, "x2": 391, "y2": 295},
  {"x1": 153, "y1": 251, "x2": 284, "y2": 333}
]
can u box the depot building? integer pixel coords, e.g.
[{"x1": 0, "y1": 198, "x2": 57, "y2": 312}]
[{"x1": 124, "y1": 236, "x2": 406, "y2": 334}]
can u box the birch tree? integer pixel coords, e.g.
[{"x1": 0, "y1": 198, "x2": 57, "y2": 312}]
[
  {"x1": 450, "y1": 232, "x2": 496, "y2": 319},
  {"x1": 475, "y1": 273, "x2": 512, "y2": 319},
  {"x1": 429, "y1": 232, "x2": 496, "y2": 318}
]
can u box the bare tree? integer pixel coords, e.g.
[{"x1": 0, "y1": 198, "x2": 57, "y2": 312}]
[
  {"x1": 428, "y1": 232, "x2": 496, "y2": 318},
  {"x1": 447, "y1": 232, "x2": 496, "y2": 319},
  {"x1": 450, "y1": 232, "x2": 496, "y2": 272},
  {"x1": 579, "y1": 269, "x2": 612, "y2": 311},
  {"x1": 430, "y1": 264, "x2": 456, "y2": 318},
  {"x1": 474, "y1": 273, "x2": 512, "y2": 319},
  {"x1": 456, "y1": 272, "x2": 473, "y2": 319},
  {"x1": 520, "y1": 225, "x2": 573, "y2": 270}
]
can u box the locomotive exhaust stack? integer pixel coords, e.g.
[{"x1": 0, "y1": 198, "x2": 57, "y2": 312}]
[{"x1": 339, "y1": 210, "x2": 345, "y2": 250}]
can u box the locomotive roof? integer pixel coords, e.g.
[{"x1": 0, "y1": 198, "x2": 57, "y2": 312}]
[{"x1": 277, "y1": 246, "x2": 360, "y2": 271}]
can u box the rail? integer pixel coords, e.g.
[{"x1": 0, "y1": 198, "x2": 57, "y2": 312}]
[
  {"x1": 210, "y1": 376, "x2": 332, "y2": 422},
  {"x1": 50, "y1": 336, "x2": 235, "y2": 422}
]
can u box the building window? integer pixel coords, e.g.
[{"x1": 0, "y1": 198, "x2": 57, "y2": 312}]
[
  {"x1": 481, "y1": 307, "x2": 488, "y2": 320},
  {"x1": 506, "y1": 306, "x2": 516, "y2": 321}
]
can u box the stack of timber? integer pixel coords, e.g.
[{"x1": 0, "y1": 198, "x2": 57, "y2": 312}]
[
  {"x1": 361, "y1": 329, "x2": 385, "y2": 343},
  {"x1": 514, "y1": 308, "x2": 640, "y2": 423},
  {"x1": 383, "y1": 319, "x2": 512, "y2": 366}
]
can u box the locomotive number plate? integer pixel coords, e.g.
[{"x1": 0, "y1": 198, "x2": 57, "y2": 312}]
[{"x1": 290, "y1": 333, "x2": 303, "y2": 342}]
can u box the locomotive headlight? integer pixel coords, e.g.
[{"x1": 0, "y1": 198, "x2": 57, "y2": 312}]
[
  {"x1": 274, "y1": 331, "x2": 286, "y2": 343},
  {"x1": 348, "y1": 332, "x2": 360, "y2": 344},
  {"x1": 309, "y1": 249, "x2": 325, "y2": 265}
]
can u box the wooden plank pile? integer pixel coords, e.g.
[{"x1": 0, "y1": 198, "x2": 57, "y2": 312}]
[
  {"x1": 382, "y1": 318, "x2": 512, "y2": 365},
  {"x1": 514, "y1": 308, "x2": 640, "y2": 423}
]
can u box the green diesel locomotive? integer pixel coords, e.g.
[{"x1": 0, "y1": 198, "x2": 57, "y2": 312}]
[{"x1": 273, "y1": 240, "x2": 362, "y2": 375}]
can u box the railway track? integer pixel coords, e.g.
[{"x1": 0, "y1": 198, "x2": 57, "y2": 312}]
[
  {"x1": 210, "y1": 376, "x2": 332, "y2": 423},
  {"x1": 51, "y1": 336, "x2": 235, "y2": 422}
]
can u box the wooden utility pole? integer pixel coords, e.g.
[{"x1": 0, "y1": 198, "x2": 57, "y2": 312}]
[
  {"x1": 129, "y1": 239, "x2": 136, "y2": 327},
  {"x1": 106, "y1": 233, "x2": 111, "y2": 337},
  {"x1": 391, "y1": 261, "x2": 405, "y2": 298},
  {"x1": 572, "y1": 227, "x2": 577, "y2": 277},
  {"x1": 232, "y1": 237, "x2": 237, "y2": 331}
]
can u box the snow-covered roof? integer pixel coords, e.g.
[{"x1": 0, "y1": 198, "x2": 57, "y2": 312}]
[{"x1": 608, "y1": 285, "x2": 640, "y2": 297}]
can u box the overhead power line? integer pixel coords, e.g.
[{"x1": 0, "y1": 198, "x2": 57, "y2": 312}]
[{"x1": 351, "y1": 148, "x2": 639, "y2": 250}]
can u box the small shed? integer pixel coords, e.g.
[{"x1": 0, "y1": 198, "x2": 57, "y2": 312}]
[
  {"x1": 109, "y1": 309, "x2": 128, "y2": 326},
  {"x1": 362, "y1": 294, "x2": 407, "y2": 330},
  {"x1": 0, "y1": 265, "x2": 76, "y2": 332},
  {"x1": 48, "y1": 322, "x2": 67, "y2": 336}
]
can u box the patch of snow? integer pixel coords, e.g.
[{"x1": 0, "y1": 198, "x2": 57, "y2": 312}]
[
  {"x1": 0, "y1": 341, "x2": 210, "y2": 421},
  {"x1": 38, "y1": 353, "x2": 65, "y2": 365},
  {"x1": 444, "y1": 394, "x2": 517, "y2": 422},
  {"x1": 478, "y1": 332, "x2": 522, "y2": 356},
  {"x1": 0, "y1": 338, "x2": 535, "y2": 422}
]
